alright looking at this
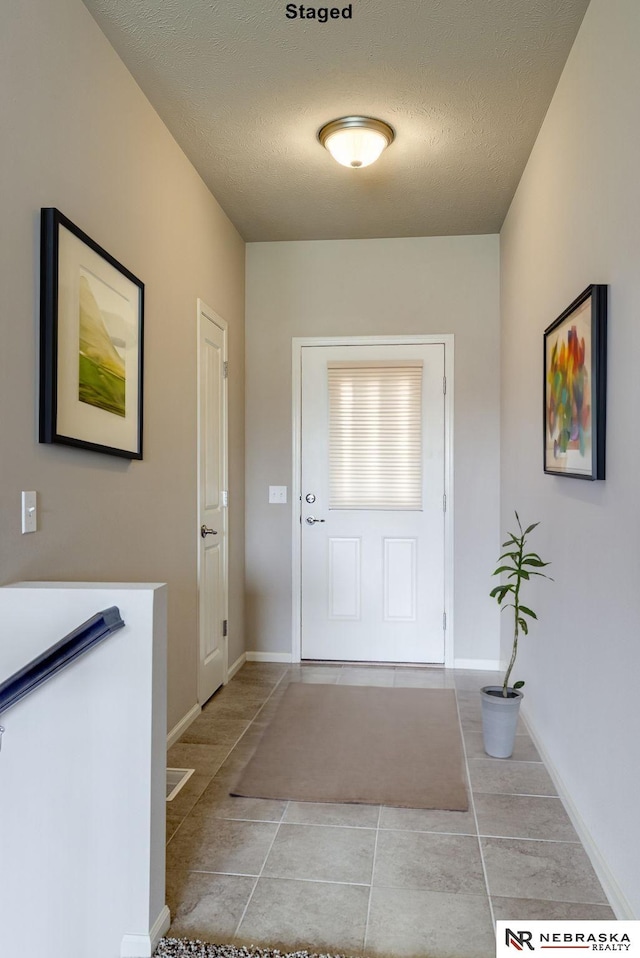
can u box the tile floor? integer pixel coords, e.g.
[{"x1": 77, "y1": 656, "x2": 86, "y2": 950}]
[{"x1": 165, "y1": 663, "x2": 614, "y2": 958}]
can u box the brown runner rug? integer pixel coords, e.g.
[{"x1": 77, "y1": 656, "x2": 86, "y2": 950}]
[{"x1": 231, "y1": 683, "x2": 468, "y2": 811}]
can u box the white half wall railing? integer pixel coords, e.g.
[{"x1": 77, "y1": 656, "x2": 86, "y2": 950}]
[{"x1": 0, "y1": 582, "x2": 170, "y2": 958}]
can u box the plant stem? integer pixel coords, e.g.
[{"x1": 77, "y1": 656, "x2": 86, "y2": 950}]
[
  {"x1": 503, "y1": 631, "x2": 518, "y2": 696},
  {"x1": 502, "y1": 529, "x2": 524, "y2": 696}
]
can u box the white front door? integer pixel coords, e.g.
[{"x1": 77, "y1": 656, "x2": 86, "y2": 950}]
[
  {"x1": 300, "y1": 342, "x2": 446, "y2": 664},
  {"x1": 197, "y1": 302, "x2": 228, "y2": 703}
]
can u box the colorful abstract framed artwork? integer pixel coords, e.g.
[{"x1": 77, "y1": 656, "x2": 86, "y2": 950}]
[
  {"x1": 40, "y1": 208, "x2": 144, "y2": 459},
  {"x1": 543, "y1": 284, "x2": 607, "y2": 480}
]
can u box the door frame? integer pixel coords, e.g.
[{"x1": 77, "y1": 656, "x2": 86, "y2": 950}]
[
  {"x1": 292, "y1": 334, "x2": 455, "y2": 667},
  {"x1": 197, "y1": 298, "x2": 229, "y2": 701}
]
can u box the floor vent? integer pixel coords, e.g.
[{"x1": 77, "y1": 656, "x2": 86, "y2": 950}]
[{"x1": 166, "y1": 767, "x2": 195, "y2": 801}]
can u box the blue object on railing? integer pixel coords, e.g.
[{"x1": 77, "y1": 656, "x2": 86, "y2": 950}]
[{"x1": 0, "y1": 607, "x2": 125, "y2": 716}]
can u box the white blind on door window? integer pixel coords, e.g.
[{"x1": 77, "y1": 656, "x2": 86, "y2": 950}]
[{"x1": 328, "y1": 360, "x2": 423, "y2": 510}]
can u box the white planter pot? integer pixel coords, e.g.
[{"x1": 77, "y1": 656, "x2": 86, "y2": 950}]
[{"x1": 480, "y1": 685, "x2": 523, "y2": 758}]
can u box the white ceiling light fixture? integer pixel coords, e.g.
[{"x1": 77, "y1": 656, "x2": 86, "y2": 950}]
[{"x1": 318, "y1": 116, "x2": 395, "y2": 169}]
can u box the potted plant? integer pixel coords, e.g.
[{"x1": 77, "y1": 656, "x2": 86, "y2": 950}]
[{"x1": 481, "y1": 512, "x2": 552, "y2": 758}]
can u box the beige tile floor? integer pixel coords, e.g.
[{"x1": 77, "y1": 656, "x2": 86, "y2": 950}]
[{"x1": 165, "y1": 663, "x2": 614, "y2": 958}]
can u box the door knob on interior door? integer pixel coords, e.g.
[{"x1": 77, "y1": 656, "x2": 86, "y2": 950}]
[
  {"x1": 201, "y1": 525, "x2": 218, "y2": 537},
  {"x1": 306, "y1": 516, "x2": 326, "y2": 525}
]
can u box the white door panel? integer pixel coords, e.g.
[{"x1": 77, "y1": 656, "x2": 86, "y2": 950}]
[
  {"x1": 301, "y1": 343, "x2": 445, "y2": 664},
  {"x1": 329, "y1": 537, "x2": 361, "y2": 619},
  {"x1": 198, "y1": 305, "x2": 227, "y2": 702},
  {"x1": 384, "y1": 537, "x2": 417, "y2": 620}
]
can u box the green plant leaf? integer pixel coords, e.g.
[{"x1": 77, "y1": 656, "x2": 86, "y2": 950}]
[
  {"x1": 524, "y1": 522, "x2": 540, "y2": 535},
  {"x1": 502, "y1": 537, "x2": 519, "y2": 547},
  {"x1": 498, "y1": 551, "x2": 519, "y2": 562},
  {"x1": 490, "y1": 583, "x2": 514, "y2": 602},
  {"x1": 519, "y1": 605, "x2": 537, "y2": 619},
  {"x1": 489, "y1": 585, "x2": 511, "y2": 602},
  {"x1": 513, "y1": 680, "x2": 525, "y2": 689},
  {"x1": 518, "y1": 617, "x2": 529, "y2": 634},
  {"x1": 493, "y1": 565, "x2": 516, "y2": 576},
  {"x1": 489, "y1": 585, "x2": 511, "y2": 599}
]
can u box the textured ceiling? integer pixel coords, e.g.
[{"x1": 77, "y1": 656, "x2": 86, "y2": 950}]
[{"x1": 82, "y1": 0, "x2": 590, "y2": 241}]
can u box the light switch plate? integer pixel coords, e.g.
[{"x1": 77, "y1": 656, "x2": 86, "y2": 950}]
[
  {"x1": 22, "y1": 491, "x2": 37, "y2": 533},
  {"x1": 268, "y1": 485, "x2": 287, "y2": 504}
]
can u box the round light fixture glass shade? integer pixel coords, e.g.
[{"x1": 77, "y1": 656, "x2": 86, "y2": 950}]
[{"x1": 318, "y1": 116, "x2": 395, "y2": 169}]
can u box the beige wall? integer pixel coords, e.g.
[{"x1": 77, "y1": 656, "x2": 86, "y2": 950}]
[
  {"x1": 501, "y1": 0, "x2": 640, "y2": 917},
  {"x1": 245, "y1": 235, "x2": 501, "y2": 664},
  {"x1": 0, "y1": 0, "x2": 245, "y2": 731}
]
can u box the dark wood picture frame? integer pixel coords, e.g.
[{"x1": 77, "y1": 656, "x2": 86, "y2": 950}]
[
  {"x1": 543, "y1": 284, "x2": 607, "y2": 480},
  {"x1": 40, "y1": 208, "x2": 144, "y2": 459}
]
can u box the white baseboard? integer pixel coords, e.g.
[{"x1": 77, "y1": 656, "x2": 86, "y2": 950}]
[
  {"x1": 227, "y1": 651, "x2": 247, "y2": 681},
  {"x1": 454, "y1": 658, "x2": 501, "y2": 671},
  {"x1": 246, "y1": 650, "x2": 293, "y2": 664},
  {"x1": 522, "y1": 706, "x2": 635, "y2": 920},
  {"x1": 121, "y1": 905, "x2": 171, "y2": 957},
  {"x1": 166, "y1": 703, "x2": 201, "y2": 749}
]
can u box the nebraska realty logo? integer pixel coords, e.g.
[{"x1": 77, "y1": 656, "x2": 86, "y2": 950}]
[{"x1": 496, "y1": 922, "x2": 640, "y2": 955}]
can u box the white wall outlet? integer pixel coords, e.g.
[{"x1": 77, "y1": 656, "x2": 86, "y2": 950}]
[
  {"x1": 21, "y1": 491, "x2": 37, "y2": 533},
  {"x1": 268, "y1": 485, "x2": 287, "y2": 504}
]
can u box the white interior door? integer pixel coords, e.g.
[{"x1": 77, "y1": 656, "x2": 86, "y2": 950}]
[
  {"x1": 197, "y1": 303, "x2": 228, "y2": 703},
  {"x1": 300, "y1": 342, "x2": 445, "y2": 664}
]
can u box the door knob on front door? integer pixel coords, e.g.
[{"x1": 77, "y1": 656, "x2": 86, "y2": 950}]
[
  {"x1": 201, "y1": 525, "x2": 218, "y2": 537},
  {"x1": 306, "y1": 516, "x2": 325, "y2": 525}
]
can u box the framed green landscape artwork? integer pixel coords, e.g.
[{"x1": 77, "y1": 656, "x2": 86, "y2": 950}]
[{"x1": 40, "y1": 208, "x2": 144, "y2": 459}]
